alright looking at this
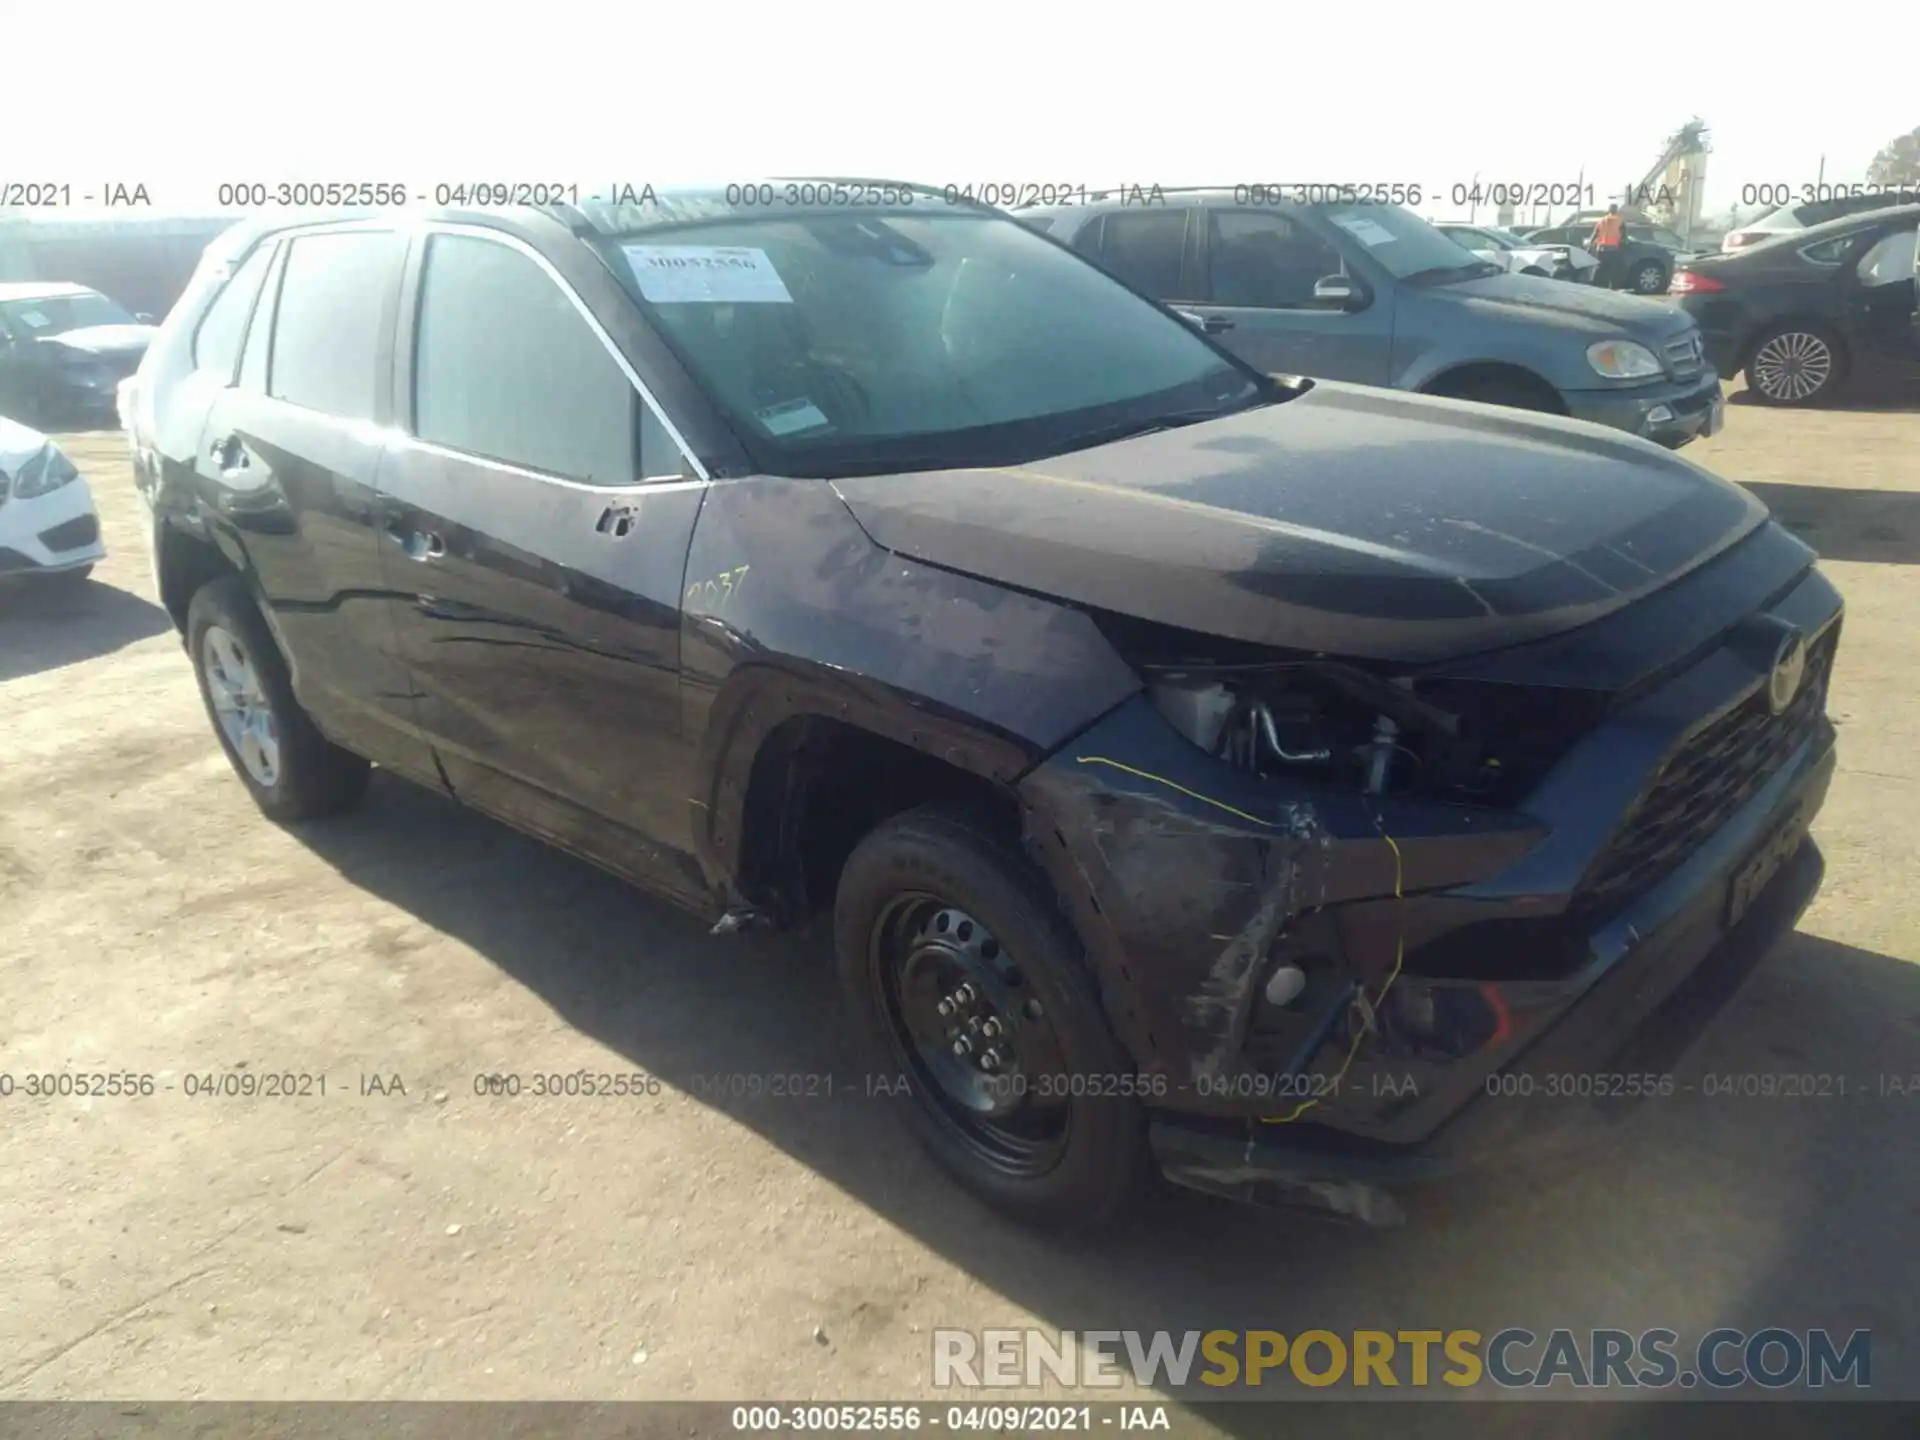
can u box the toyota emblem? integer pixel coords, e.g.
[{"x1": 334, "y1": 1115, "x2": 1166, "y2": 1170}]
[{"x1": 1768, "y1": 630, "x2": 1808, "y2": 715}]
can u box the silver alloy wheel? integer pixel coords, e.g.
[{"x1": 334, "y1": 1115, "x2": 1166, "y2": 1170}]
[
  {"x1": 1751, "y1": 331, "x2": 1834, "y2": 403},
  {"x1": 202, "y1": 624, "x2": 281, "y2": 787},
  {"x1": 1633, "y1": 262, "x2": 1666, "y2": 293}
]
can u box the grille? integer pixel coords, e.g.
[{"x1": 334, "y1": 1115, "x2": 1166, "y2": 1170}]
[
  {"x1": 1574, "y1": 623, "x2": 1837, "y2": 920},
  {"x1": 1665, "y1": 331, "x2": 1705, "y2": 376},
  {"x1": 38, "y1": 513, "x2": 100, "y2": 552}
]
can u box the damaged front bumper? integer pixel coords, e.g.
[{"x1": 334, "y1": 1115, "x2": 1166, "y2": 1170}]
[{"x1": 1017, "y1": 570, "x2": 1841, "y2": 1223}]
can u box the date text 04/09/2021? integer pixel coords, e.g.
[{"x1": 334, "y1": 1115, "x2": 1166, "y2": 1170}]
[{"x1": 728, "y1": 1404, "x2": 1171, "y2": 1432}]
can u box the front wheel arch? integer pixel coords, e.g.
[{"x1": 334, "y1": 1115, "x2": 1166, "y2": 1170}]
[{"x1": 1419, "y1": 363, "x2": 1570, "y2": 415}]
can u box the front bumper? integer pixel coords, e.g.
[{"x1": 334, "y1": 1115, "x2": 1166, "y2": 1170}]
[
  {"x1": 1017, "y1": 561, "x2": 1841, "y2": 1218},
  {"x1": 1564, "y1": 371, "x2": 1724, "y2": 448},
  {"x1": 1149, "y1": 834, "x2": 1826, "y2": 1221},
  {"x1": 0, "y1": 479, "x2": 106, "y2": 575}
]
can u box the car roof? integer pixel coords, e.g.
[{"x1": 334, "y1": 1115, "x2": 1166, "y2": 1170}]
[
  {"x1": 225, "y1": 181, "x2": 995, "y2": 249},
  {"x1": 0, "y1": 281, "x2": 100, "y2": 302},
  {"x1": 1019, "y1": 187, "x2": 1286, "y2": 219},
  {"x1": 1726, "y1": 201, "x2": 1920, "y2": 258}
]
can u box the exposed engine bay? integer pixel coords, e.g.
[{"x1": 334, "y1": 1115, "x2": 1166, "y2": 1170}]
[{"x1": 1145, "y1": 661, "x2": 1511, "y2": 802}]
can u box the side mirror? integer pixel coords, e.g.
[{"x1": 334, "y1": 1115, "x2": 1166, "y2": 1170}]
[
  {"x1": 135, "y1": 313, "x2": 156, "y2": 324},
  {"x1": 1312, "y1": 275, "x2": 1366, "y2": 311}
]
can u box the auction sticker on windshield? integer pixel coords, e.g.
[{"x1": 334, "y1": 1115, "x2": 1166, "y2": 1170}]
[
  {"x1": 622, "y1": 245, "x2": 794, "y2": 304},
  {"x1": 1329, "y1": 216, "x2": 1396, "y2": 247}
]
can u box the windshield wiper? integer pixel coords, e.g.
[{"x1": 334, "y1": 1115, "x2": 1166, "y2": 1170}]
[
  {"x1": 1047, "y1": 403, "x2": 1257, "y2": 457},
  {"x1": 1404, "y1": 260, "x2": 1504, "y2": 285}
]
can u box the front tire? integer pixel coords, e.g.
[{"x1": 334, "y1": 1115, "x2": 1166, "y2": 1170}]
[
  {"x1": 1745, "y1": 323, "x2": 1845, "y2": 406},
  {"x1": 834, "y1": 805, "x2": 1148, "y2": 1227},
  {"x1": 186, "y1": 575, "x2": 370, "y2": 822}
]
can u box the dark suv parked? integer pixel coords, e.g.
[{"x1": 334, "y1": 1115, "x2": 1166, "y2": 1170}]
[
  {"x1": 1020, "y1": 191, "x2": 1723, "y2": 448},
  {"x1": 125, "y1": 187, "x2": 1839, "y2": 1227}
]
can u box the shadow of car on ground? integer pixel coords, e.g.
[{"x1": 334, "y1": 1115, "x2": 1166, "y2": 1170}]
[{"x1": 285, "y1": 771, "x2": 1920, "y2": 1431}]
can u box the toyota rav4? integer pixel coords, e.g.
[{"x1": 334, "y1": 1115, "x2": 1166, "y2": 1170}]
[{"x1": 122, "y1": 185, "x2": 1840, "y2": 1226}]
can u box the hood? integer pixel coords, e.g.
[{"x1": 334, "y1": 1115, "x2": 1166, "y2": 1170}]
[
  {"x1": 38, "y1": 324, "x2": 157, "y2": 358},
  {"x1": 1425, "y1": 271, "x2": 1692, "y2": 338},
  {"x1": 0, "y1": 415, "x2": 52, "y2": 474},
  {"x1": 829, "y1": 383, "x2": 1767, "y2": 666}
]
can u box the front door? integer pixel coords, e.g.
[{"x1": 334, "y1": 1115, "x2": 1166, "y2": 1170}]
[
  {"x1": 1188, "y1": 210, "x2": 1395, "y2": 382},
  {"x1": 374, "y1": 226, "x2": 709, "y2": 905}
]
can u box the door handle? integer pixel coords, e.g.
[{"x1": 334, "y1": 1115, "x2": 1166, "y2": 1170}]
[
  {"x1": 1202, "y1": 316, "x2": 1235, "y2": 333},
  {"x1": 384, "y1": 523, "x2": 445, "y2": 561}
]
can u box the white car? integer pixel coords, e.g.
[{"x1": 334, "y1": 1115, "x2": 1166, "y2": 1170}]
[
  {"x1": 1436, "y1": 223, "x2": 1599, "y2": 282},
  {"x1": 0, "y1": 417, "x2": 105, "y2": 585}
]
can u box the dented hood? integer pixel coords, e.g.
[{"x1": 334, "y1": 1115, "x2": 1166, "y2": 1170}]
[{"x1": 829, "y1": 382, "x2": 1767, "y2": 666}]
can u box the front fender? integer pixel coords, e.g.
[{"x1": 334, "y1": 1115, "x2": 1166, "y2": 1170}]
[{"x1": 678, "y1": 474, "x2": 1144, "y2": 898}]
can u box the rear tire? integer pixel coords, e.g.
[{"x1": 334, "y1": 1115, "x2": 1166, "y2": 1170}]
[
  {"x1": 834, "y1": 804, "x2": 1148, "y2": 1228},
  {"x1": 186, "y1": 575, "x2": 371, "y2": 822},
  {"x1": 1631, "y1": 259, "x2": 1670, "y2": 294},
  {"x1": 1744, "y1": 323, "x2": 1845, "y2": 407}
]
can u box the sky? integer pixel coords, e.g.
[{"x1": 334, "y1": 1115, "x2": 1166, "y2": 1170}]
[{"x1": 6, "y1": 0, "x2": 1914, "y2": 225}]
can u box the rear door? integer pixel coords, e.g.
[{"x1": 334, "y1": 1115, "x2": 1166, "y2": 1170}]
[
  {"x1": 1084, "y1": 207, "x2": 1205, "y2": 310},
  {"x1": 375, "y1": 225, "x2": 709, "y2": 905},
  {"x1": 1189, "y1": 210, "x2": 1394, "y2": 382},
  {"x1": 195, "y1": 225, "x2": 437, "y2": 781}
]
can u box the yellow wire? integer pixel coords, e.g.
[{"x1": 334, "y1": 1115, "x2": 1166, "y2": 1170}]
[
  {"x1": 1262, "y1": 823, "x2": 1405, "y2": 1126},
  {"x1": 1072, "y1": 755, "x2": 1279, "y2": 828},
  {"x1": 1064, "y1": 752, "x2": 1408, "y2": 1127}
]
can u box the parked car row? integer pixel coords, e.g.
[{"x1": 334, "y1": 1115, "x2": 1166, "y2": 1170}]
[{"x1": 114, "y1": 184, "x2": 1844, "y2": 1226}]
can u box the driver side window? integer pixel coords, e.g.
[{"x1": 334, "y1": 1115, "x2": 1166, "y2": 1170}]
[{"x1": 1208, "y1": 212, "x2": 1346, "y2": 310}]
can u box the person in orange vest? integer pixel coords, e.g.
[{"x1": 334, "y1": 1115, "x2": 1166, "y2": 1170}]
[{"x1": 1589, "y1": 205, "x2": 1627, "y2": 288}]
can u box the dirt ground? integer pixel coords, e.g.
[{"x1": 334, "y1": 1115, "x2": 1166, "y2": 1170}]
[{"x1": 2, "y1": 389, "x2": 1917, "y2": 1415}]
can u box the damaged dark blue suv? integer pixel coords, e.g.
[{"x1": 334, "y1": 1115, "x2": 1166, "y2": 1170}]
[{"x1": 124, "y1": 184, "x2": 1840, "y2": 1227}]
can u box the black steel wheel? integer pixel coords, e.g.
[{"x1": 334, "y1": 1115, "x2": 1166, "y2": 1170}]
[{"x1": 835, "y1": 805, "x2": 1147, "y2": 1226}]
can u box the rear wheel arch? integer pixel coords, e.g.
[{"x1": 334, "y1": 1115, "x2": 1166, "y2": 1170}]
[{"x1": 157, "y1": 521, "x2": 240, "y2": 635}]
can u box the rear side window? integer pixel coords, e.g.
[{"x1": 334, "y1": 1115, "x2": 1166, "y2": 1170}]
[
  {"x1": 191, "y1": 244, "x2": 274, "y2": 379},
  {"x1": 1069, "y1": 214, "x2": 1105, "y2": 260},
  {"x1": 1098, "y1": 211, "x2": 1187, "y2": 296},
  {"x1": 413, "y1": 233, "x2": 640, "y2": 485},
  {"x1": 269, "y1": 230, "x2": 404, "y2": 421}
]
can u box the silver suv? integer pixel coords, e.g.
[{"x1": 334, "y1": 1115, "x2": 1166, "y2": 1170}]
[{"x1": 1020, "y1": 189, "x2": 1724, "y2": 448}]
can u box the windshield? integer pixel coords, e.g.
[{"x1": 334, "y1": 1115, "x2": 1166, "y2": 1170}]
[
  {"x1": 604, "y1": 211, "x2": 1265, "y2": 477},
  {"x1": 0, "y1": 291, "x2": 136, "y2": 338},
  {"x1": 1312, "y1": 204, "x2": 1493, "y2": 281}
]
